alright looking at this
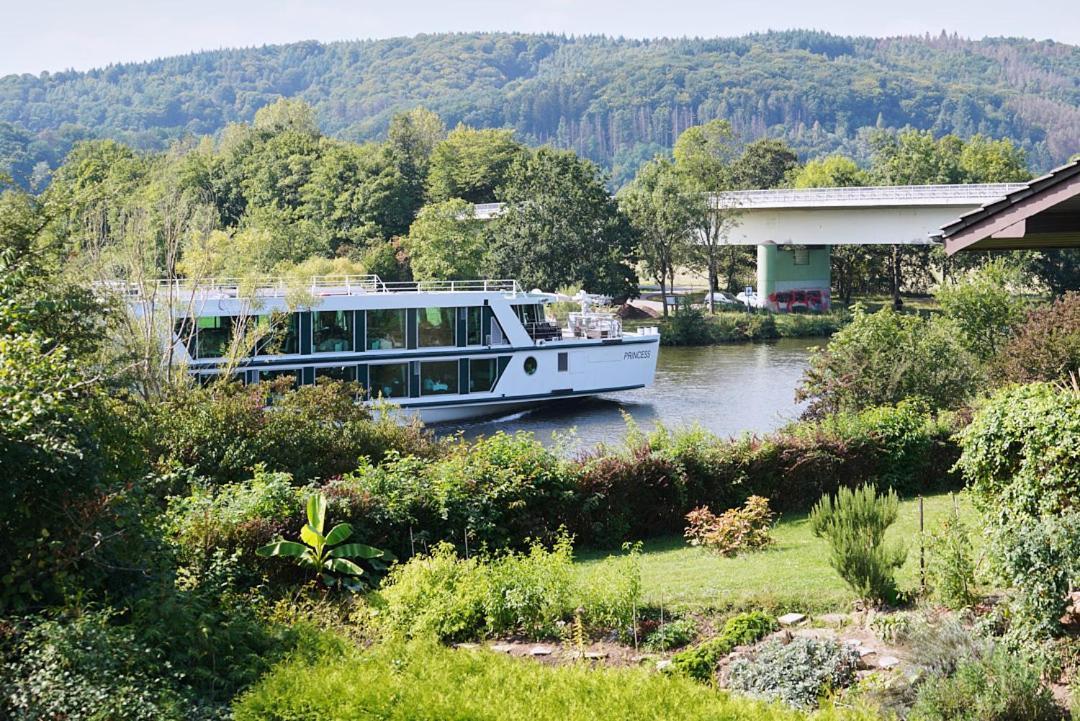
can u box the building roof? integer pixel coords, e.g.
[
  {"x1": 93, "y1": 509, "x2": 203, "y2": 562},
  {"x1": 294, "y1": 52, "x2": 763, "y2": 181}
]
[{"x1": 935, "y1": 159, "x2": 1080, "y2": 255}]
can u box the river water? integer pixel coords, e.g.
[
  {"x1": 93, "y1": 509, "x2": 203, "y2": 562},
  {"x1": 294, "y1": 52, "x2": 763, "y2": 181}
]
[{"x1": 446, "y1": 338, "x2": 821, "y2": 452}]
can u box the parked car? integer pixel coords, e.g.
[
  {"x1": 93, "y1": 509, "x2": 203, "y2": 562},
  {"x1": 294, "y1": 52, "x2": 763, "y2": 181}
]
[
  {"x1": 735, "y1": 290, "x2": 763, "y2": 308},
  {"x1": 703, "y1": 291, "x2": 738, "y2": 306}
]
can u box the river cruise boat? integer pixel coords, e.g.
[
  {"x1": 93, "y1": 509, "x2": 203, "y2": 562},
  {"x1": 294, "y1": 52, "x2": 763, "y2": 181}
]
[{"x1": 125, "y1": 276, "x2": 660, "y2": 423}]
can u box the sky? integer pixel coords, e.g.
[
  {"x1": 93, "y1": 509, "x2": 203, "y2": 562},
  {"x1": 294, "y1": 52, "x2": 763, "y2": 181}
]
[{"x1": 2, "y1": 0, "x2": 1079, "y2": 76}]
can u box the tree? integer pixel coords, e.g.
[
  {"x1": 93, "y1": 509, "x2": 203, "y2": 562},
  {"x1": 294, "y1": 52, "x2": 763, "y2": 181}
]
[
  {"x1": 730, "y1": 139, "x2": 798, "y2": 189},
  {"x1": 404, "y1": 199, "x2": 487, "y2": 280},
  {"x1": 790, "y1": 155, "x2": 867, "y2": 188},
  {"x1": 672, "y1": 121, "x2": 741, "y2": 311},
  {"x1": 621, "y1": 158, "x2": 697, "y2": 316},
  {"x1": 388, "y1": 107, "x2": 446, "y2": 221},
  {"x1": 487, "y1": 148, "x2": 637, "y2": 299},
  {"x1": 936, "y1": 259, "x2": 1029, "y2": 361},
  {"x1": 426, "y1": 126, "x2": 525, "y2": 204}
]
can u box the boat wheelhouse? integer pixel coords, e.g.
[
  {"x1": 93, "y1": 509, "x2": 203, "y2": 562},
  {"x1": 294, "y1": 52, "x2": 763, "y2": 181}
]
[{"x1": 126, "y1": 275, "x2": 660, "y2": 422}]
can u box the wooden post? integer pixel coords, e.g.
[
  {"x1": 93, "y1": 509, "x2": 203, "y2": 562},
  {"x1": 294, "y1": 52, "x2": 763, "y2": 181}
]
[{"x1": 919, "y1": 495, "x2": 926, "y2": 594}]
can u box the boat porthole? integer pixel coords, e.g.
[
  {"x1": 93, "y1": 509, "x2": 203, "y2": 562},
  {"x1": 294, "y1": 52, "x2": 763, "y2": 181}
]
[{"x1": 524, "y1": 356, "x2": 538, "y2": 375}]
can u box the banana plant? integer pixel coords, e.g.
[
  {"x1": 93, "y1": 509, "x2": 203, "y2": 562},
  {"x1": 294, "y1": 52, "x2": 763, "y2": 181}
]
[{"x1": 256, "y1": 492, "x2": 385, "y2": 590}]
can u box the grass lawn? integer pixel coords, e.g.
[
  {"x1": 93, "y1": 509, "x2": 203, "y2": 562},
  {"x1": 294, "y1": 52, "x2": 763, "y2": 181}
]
[{"x1": 575, "y1": 491, "x2": 980, "y2": 614}]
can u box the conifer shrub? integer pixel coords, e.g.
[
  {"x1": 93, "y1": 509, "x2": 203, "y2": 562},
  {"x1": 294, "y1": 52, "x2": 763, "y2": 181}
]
[
  {"x1": 924, "y1": 504, "x2": 978, "y2": 610},
  {"x1": 809, "y1": 485, "x2": 906, "y2": 604},
  {"x1": 670, "y1": 611, "x2": 778, "y2": 682}
]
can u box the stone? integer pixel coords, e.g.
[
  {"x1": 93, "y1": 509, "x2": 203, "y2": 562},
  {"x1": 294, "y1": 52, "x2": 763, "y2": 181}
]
[
  {"x1": 491, "y1": 643, "x2": 514, "y2": 654},
  {"x1": 529, "y1": 645, "x2": 554, "y2": 656},
  {"x1": 454, "y1": 643, "x2": 479, "y2": 650},
  {"x1": 858, "y1": 647, "x2": 876, "y2": 658},
  {"x1": 778, "y1": 613, "x2": 807, "y2": 626},
  {"x1": 818, "y1": 613, "x2": 849, "y2": 627},
  {"x1": 656, "y1": 659, "x2": 673, "y2": 671},
  {"x1": 877, "y1": 655, "x2": 901, "y2": 669}
]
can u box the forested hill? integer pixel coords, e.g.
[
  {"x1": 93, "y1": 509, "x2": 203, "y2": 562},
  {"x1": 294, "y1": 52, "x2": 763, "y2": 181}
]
[{"x1": 2, "y1": 30, "x2": 1079, "y2": 186}]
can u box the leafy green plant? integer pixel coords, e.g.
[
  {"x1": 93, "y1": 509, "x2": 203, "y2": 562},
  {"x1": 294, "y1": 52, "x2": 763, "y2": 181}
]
[
  {"x1": 910, "y1": 648, "x2": 1057, "y2": 721},
  {"x1": 643, "y1": 617, "x2": 698, "y2": 651},
  {"x1": 809, "y1": 484, "x2": 906, "y2": 604},
  {"x1": 257, "y1": 493, "x2": 384, "y2": 590},
  {"x1": 670, "y1": 612, "x2": 778, "y2": 682},
  {"x1": 726, "y1": 636, "x2": 861, "y2": 708},
  {"x1": 924, "y1": 504, "x2": 978, "y2": 610}
]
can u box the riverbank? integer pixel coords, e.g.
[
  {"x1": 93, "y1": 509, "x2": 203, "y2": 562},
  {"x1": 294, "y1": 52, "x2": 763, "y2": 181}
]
[{"x1": 625, "y1": 309, "x2": 850, "y2": 346}]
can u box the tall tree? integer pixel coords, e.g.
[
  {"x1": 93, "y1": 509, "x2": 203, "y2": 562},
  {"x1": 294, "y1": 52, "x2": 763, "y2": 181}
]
[
  {"x1": 730, "y1": 139, "x2": 799, "y2": 189},
  {"x1": 426, "y1": 126, "x2": 526, "y2": 204},
  {"x1": 404, "y1": 199, "x2": 486, "y2": 281},
  {"x1": 488, "y1": 148, "x2": 637, "y2": 299},
  {"x1": 620, "y1": 158, "x2": 698, "y2": 316},
  {"x1": 388, "y1": 107, "x2": 446, "y2": 221}
]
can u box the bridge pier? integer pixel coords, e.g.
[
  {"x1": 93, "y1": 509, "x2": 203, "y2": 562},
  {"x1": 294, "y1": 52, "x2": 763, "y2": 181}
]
[{"x1": 756, "y1": 244, "x2": 832, "y2": 311}]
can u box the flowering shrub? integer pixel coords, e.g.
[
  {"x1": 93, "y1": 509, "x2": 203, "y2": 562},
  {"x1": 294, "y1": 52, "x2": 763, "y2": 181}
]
[{"x1": 684, "y1": 496, "x2": 775, "y2": 556}]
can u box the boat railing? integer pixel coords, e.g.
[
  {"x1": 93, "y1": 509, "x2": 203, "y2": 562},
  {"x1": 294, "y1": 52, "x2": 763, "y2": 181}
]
[
  {"x1": 566, "y1": 312, "x2": 622, "y2": 340},
  {"x1": 107, "y1": 275, "x2": 522, "y2": 300}
]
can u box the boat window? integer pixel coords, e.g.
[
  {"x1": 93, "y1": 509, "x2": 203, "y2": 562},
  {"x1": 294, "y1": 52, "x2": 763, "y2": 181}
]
[
  {"x1": 252, "y1": 368, "x2": 299, "y2": 388},
  {"x1": 420, "y1": 360, "x2": 459, "y2": 396},
  {"x1": 369, "y1": 362, "x2": 408, "y2": 398},
  {"x1": 558, "y1": 352, "x2": 568, "y2": 372},
  {"x1": 489, "y1": 315, "x2": 507, "y2": 345},
  {"x1": 367, "y1": 309, "x2": 407, "y2": 350},
  {"x1": 255, "y1": 313, "x2": 299, "y2": 355},
  {"x1": 313, "y1": 310, "x2": 351, "y2": 353},
  {"x1": 418, "y1": 307, "x2": 456, "y2": 347},
  {"x1": 194, "y1": 315, "x2": 234, "y2": 358},
  {"x1": 315, "y1": 365, "x2": 357, "y2": 382},
  {"x1": 524, "y1": 356, "x2": 538, "y2": 375},
  {"x1": 466, "y1": 306, "x2": 482, "y2": 346},
  {"x1": 469, "y1": 357, "x2": 498, "y2": 392}
]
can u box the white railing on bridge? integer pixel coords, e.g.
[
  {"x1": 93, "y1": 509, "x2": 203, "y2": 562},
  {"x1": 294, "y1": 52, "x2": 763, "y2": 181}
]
[{"x1": 715, "y1": 183, "x2": 1029, "y2": 209}]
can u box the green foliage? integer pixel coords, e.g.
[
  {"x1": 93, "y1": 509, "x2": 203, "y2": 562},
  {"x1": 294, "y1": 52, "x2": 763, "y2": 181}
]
[
  {"x1": 730, "y1": 139, "x2": 800, "y2": 189},
  {"x1": 643, "y1": 617, "x2": 698, "y2": 651},
  {"x1": 671, "y1": 611, "x2": 779, "y2": 681},
  {"x1": 910, "y1": 649, "x2": 1057, "y2": 721},
  {"x1": 377, "y1": 535, "x2": 642, "y2": 641},
  {"x1": 256, "y1": 492, "x2": 386, "y2": 590},
  {"x1": 994, "y1": 292, "x2": 1080, "y2": 384},
  {"x1": 797, "y1": 306, "x2": 981, "y2": 417},
  {"x1": 727, "y1": 636, "x2": 861, "y2": 708},
  {"x1": 488, "y1": 147, "x2": 637, "y2": 298},
  {"x1": 924, "y1": 503, "x2": 978, "y2": 610},
  {"x1": 404, "y1": 198, "x2": 487, "y2": 280},
  {"x1": 426, "y1": 125, "x2": 525, "y2": 204},
  {"x1": 234, "y1": 638, "x2": 868, "y2": 721},
  {"x1": 936, "y1": 259, "x2": 1028, "y2": 360},
  {"x1": 809, "y1": 485, "x2": 907, "y2": 604},
  {"x1": 791, "y1": 155, "x2": 868, "y2": 188}
]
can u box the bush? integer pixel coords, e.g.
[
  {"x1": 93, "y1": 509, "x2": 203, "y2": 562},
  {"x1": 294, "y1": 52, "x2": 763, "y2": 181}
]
[
  {"x1": 910, "y1": 649, "x2": 1057, "y2": 721},
  {"x1": 958, "y1": 382, "x2": 1080, "y2": 638},
  {"x1": 924, "y1": 504, "x2": 978, "y2": 610},
  {"x1": 726, "y1": 637, "x2": 861, "y2": 708},
  {"x1": 994, "y1": 291, "x2": 1080, "y2": 384},
  {"x1": 1, "y1": 610, "x2": 187, "y2": 721},
  {"x1": 685, "y1": 496, "x2": 775, "y2": 556},
  {"x1": 643, "y1": 617, "x2": 698, "y2": 651},
  {"x1": 936, "y1": 259, "x2": 1028, "y2": 361},
  {"x1": 809, "y1": 485, "x2": 906, "y2": 604},
  {"x1": 671, "y1": 612, "x2": 778, "y2": 682},
  {"x1": 235, "y1": 638, "x2": 857, "y2": 721},
  {"x1": 797, "y1": 306, "x2": 981, "y2": 418},
  {"x1": 377, "y1": 535, "x2": 642, "y2": 642}
]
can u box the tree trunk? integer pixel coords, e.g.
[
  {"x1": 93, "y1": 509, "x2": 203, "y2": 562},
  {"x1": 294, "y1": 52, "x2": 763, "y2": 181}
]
[
  {"x1": 707, "y1": 259, "x2": 717, "y2": 314},
  {"x1": 659, "y1": 275, "x2": 668, "y2": 317},
  {"x1": 891, "y1": 244, "x2": 904, "y2": 310}
]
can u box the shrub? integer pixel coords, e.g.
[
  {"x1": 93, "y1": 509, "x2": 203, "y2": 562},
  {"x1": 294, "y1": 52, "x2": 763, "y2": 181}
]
[
  {"x1": 936, "y1": 259, "x2": 1028, "y2": 361},
  {"x1": 726, "y1": 637, "x2": 861, "y2": 708},
  {"x1": 643, "y1": 617, "x2": 698, "y2": 651},
  {"x1": 483, "y1": 535, "x2": 575, "y2": 638},
  {"x1": 994, "y1": 291, "x2": 1080, "y2": 384},
  {"x1": 234, "y1": 638, "x2": 864, "y2": 721},
  {"x1": 571, "y1": 544, "x2": 643, "y2": 635},
  {"x1": 910, "y1": 649, "x2": 1057, "y2": 721},
  {"x1": 900, "y1": 614, "x2": 991, "y2": 678},
  {"x1": 809, "y1": 485, "x2": 906, "y2": 604},
  {"x1": 924, "y1": 504, "x2": 978, "y2": 610},
  {"x1": 797, "y1": 306, "x2": 981, "y2": 418},
  {"x1": 957, "y1": 382, "x2": 1080, "y2": 638},
  {"x1": 1, "y1": 610, "x2": 187, "y2": 721},
  {"x1": 376, "y1": 542, "x2": 491, "y2": 642},
  {"x1": 685, "y1": 496, "x2": 775, "y2": 556},
  {"x1": 671, "y1": 611, "x2": 778, "y2": 682}
]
